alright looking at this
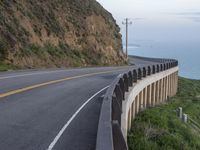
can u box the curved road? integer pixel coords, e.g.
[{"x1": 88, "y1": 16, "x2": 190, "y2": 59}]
[{"x1": 0, "y1": 57, "x2": 158, "y2": 150}]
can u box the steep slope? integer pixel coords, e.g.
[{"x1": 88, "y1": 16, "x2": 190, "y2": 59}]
[{"x1": 0, "y1": 0, "x2": 126, "y2": 69}]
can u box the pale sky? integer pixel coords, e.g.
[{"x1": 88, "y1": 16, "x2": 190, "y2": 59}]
[
  {"x1": 97, "y1": 0, "x2": 200, "y2": 43},
  {"x1": 97, "y1": 0, "x2": 200, "y2": 79},
  {"x1": 97, "y1": 0, "x2": 200, "y2": 19}
]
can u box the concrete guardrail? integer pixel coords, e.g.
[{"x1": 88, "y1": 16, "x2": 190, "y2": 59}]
[{"x1": 96, "y1": 57, "x2": 179, "y2": 150}]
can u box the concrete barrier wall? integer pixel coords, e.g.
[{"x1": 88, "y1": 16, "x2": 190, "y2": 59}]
[
  {"x1": 121, "y1": 67, "x2": 179, "y2": 138},
  {"x1": 96, "y1": 58, "x2": 179, "y2": 150}
]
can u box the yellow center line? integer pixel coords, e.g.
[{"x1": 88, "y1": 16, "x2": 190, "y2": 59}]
[{"x1": 0, "y1": 69, "x2": 125, "y2": 98}]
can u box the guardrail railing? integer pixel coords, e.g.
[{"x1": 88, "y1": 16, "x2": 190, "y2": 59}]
[{"x1": 96, "y1": 58, "x2": 178, "y2": 150}]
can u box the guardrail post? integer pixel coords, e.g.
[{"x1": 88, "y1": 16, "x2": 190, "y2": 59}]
[
  {"x1": 163, "y1": 64, "x2": 166, "y2": 70},
  {"x1": 135, "y1": 95, "x2": 139, "y2": 114},
  {"x1": 138, "y1": 68, "x2": 142, "y2": 80},
  {"x1": 115, "y1": 84, "x2": 123, "y2": 103},
  {"x1": 128, "y1": 71, "x2": 133, "y2": 86},
  {"x1": 182, "y1": 114, "x2": 188, "y2": 123},
  {"x1": 152, "y1": 65, "x2": 156, "y2": 74},
  {"x1": 175, "y1": 71, "x2": 179, "y2": 94},
  {"x1": 112, "y1": 95, "x2": 122, "y2": 126},
  {"x1": 176, "y1": 60, "x2": 179, "y2": 66},
  {"x1": 119, "y1": 79, "x2": 125, "y2": 100},
  {"x1": 170, "y1": 62, "x2": 173, "y2": 68},
  {"x1": 155, "y1": 81, "x2": 160, "y2": 104},
  {"x1": 131, "y1": 101, "x2": 136, "y2": 120},
  {"x1": 160, "y1": 64, "x2": 163, "y2": 71},
  {"x1": 166, "y1": 63, "x2": 169, "y2": 69},
  {"x1": 168, "y1": 74, "x2": 172, "y2": 97},
  {"x1": 143, "y1": 67, "x2": 147, "y2": 78},
  {"x1": 160, "y1": 79, "x2": 163, "y2": 103},
  {"x1": 112, "y1": 121, "x2": 128, "y2": 150},
  {"x1": 163, "y1": 77, "x2": 167, "y2": 101},
  {"x1": 151, "y1": 82, "x2": 156, "y2": 106},
  {"x1": 147, "y1": 85, "x2": 151, "y2": 107},
  {"x1": 178, "y1": 107, "x2": 183, "y2": 119},
  {"x1": 123, "y1": 74, "x2": 129, "y2": 92},
  {"x1": 139, "y1": 91, "x2": 144, "y2": 111},
  {"x1": 147, "y1": 66, "x2": 151, "y2": 76},
  {"x1": 165, "y1": 76, "x2": 169, "y2": 100},
  {"x1": 133, "y1": 70, "x2": 138, "y2": 82},
  {"x1": 143, "y1": 87, "x2": 147, "y2": 108},
  {"x1": 156, "y1": 64, "x2": 160, "y2": 73}
]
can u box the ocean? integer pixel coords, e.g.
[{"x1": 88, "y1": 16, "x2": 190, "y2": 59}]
[{"x1": 127, "y1": 40, "x2": 200, "y2": 79}]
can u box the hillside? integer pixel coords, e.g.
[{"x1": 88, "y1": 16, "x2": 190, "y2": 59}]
[{"x1": 0, "y1": 0, "x2": 126, "y2": 70}]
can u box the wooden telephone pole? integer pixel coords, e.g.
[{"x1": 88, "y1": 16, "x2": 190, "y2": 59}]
[{"x1": 122, "y1": 18, "x2": 132, "y2": 58}]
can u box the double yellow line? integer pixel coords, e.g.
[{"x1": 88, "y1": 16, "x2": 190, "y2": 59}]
[{"x1": 0, "y1": 69, "x2": 123, "y2": 98}]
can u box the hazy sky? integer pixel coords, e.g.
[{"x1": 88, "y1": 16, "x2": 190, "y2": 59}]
[
  {"x1": 97, "y1": 0, "x2": 200, "y2": 43},
  {"x1": 97, "y1": 0, "x2": 200, "y2": 79},
  {"x1": 97, "y1": 0, "x2": 200, "y2": 15}
]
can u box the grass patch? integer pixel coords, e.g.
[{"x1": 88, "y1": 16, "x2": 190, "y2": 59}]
[
  {"x1": 22, "y1": 43, "x2": 101, "y2": 67},
  {"x1": 0, "y1": 38, "x2": 9, "y2": 61},
  {"x1": 128, "y1": 77, "x2": 200, "y2": 150},
  {"x1": 0, "y1": 62, "x2": 15, "y2": 71}
]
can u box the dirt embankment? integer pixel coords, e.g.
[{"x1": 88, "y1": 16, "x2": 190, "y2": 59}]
[{"x1": 0, "y1": 0, "x2": 126, "y2": 69}]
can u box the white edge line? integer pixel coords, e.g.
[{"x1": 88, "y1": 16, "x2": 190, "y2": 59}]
[{"x1": 47, "y1": 86, "x2": 109, "y2": 150}]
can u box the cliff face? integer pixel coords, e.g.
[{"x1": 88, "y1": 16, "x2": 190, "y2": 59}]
[{"x1": 0, "y1": 0, "x2": 126, "y2": 69}]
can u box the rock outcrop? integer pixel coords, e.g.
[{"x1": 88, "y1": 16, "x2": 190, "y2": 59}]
[{"x1": 0, "y1": 0, "x2": 126, "y2": 68}]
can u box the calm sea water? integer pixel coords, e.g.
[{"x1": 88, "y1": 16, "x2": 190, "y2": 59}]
[{"x1": 127, "y1": 40, "x2": 200, "y2": 79}]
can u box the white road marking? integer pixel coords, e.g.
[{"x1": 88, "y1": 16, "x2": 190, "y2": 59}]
[{"x1": 47, "y1": 86, "x2": 109, "y2": 150}]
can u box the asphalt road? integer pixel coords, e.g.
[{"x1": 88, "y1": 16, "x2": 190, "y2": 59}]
[{"x1": 0, "y1": 56, "x2": 157, "y2": 150}]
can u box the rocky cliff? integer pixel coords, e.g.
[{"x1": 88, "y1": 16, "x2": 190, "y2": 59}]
[{"x1": 0, "y1": 0, "x2": 126, "y2": 69}]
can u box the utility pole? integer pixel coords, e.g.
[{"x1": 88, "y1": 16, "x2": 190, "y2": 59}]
[{"x1": 122, "y1": 18, "x2": 132, "y2": 58}]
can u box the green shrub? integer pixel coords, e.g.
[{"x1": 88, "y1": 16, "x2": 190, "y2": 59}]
[{"x1": 0, "y1": 39, "x2": 8, "y2": 61}]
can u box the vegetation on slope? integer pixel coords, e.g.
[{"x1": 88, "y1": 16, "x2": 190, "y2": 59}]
[
  {"x1": 0, "y1": 0, "x2": 126, "y2": 70},
  {"x1": 128, "y1": 77, "x2": 200, "y2": 150}
]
